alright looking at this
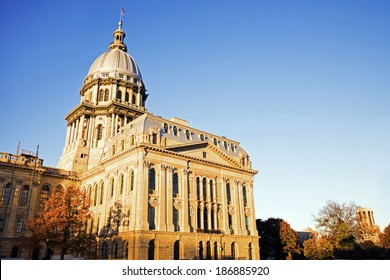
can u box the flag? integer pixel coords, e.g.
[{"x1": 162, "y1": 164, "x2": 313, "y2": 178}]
[{"x1": 121, "y1": 7, "x2": 125, "y2": 15}]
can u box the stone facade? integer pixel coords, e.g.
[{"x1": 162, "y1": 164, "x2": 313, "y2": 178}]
[{"x1": 0, "y1": 20, "x2": 260, "y2": 260}]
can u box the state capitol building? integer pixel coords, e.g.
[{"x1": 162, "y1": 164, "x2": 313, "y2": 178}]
[{"x1": 0, "y1": 17, "x2": 260, "y2": 260}]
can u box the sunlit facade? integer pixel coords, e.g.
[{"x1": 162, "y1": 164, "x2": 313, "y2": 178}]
[{"x1": 0, "y1": 20, "x2": 259, "y2": 260}]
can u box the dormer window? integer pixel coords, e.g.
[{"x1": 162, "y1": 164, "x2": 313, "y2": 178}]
[
  {"x1": 200, "y1": 134, "x2": 205, "y2": 141},
  {"x1": 185, "y1": 129, "x2": 191, "y2": 140},
  {"x1": 173, "y1": 126, "x2": 178, "y2": 136}
]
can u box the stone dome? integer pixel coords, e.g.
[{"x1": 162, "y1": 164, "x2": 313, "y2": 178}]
[{"x1": 83, "y1": 22, "x2": 142, "y2": 84}]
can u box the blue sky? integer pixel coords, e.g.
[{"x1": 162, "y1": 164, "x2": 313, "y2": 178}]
[{"x1": 1, "y1": 0, "x2": 389, "y2": 231}]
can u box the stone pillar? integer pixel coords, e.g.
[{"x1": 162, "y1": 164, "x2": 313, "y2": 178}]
[
  {"x1": 158, "y1": 164, "x2": 167, "y2": 231},
  {"x1": 222, "y1": 178, "x2": 230, "y2": 234},
  {"x1": 166, "y1": 166, "x2": 174, "y2": 231},
  {"x1": 65, "y1": 125, "x2": 71, "y2": 146},
  {"x1": 249, "y1": 182, "x2": 257, "y2": 235},
  {"x1": 182, "y1": 169, "x2": 190, "y2": 232},
  {"x1": 110, "y1": 113, "x2": 115, "y2": 137}
]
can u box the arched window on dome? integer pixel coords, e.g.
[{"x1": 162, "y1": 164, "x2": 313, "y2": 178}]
[
  {"x1": 98, "y1": 90, "x2": 104, "y2": 103},
  {"x1": 104, "y1": 89, "x2": 109, "y2": 101},
  {"x1": 97, "y1": 125, "x2": 103, "y2": 141},
  {"x1": 116, "y1": 91, "x2": 122, "y2": 101}
]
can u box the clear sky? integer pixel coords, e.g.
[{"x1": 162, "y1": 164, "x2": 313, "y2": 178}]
[{"x1": 1, "y1": 0, "x2": 389, "y2": 232}]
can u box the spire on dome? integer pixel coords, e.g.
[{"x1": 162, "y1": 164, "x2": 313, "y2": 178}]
[{"x1": 109, "y1": 6, "x2": 127, "y2": 52}]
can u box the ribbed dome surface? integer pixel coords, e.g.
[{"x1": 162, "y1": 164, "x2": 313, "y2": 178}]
[{"x1": 86, "y1": 48, "x2": 142, "y2": 82}]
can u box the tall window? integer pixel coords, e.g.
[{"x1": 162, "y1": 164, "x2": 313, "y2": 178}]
[
  {"x1": 198, "y1": 241, "x2": 203, "y2": 260},
  {"x1": 173, "y1": 126, "x2": 178, "y2": 136},
  {"x1": 172, "y1": 172, "x2": 178, "y2": 195},
  {"x1": 196, "y1": 177, "x2": 200, "y2": 198},
  {"x1": 228, "y1": 214, "x2": 233, "y2": 233},
  {"x1": 248, "y1": 243, "x2": 253, "y2": 260},
  {"x1": 174, "y1": 241, "x2": 180, "y2": 260},
  {"x1": 148, "y1": 240, "x2": 155, "y2": 260},
  {"x1": 125, "y1": 92, "x2": 129, "y2": 102},
  {"x1": 231, "y1": 243, "x2": 236, "y2": 260},
  {"x1": 245, "y1": 216, "x2": 250, "y2": 234},
  {"x1": 99, "y1": 90, "x2": 104, "y2": 102},
  {"x1": 129, "y1": 170, "x2": 134, "y2": 192},
  {"x1": 123, "y1": 241, "x2": 129, "y2": 259},
  {"x1": 99, "y1": 183, "x2": 104, "y2": 204},
  {"x1": 40, "y1": 185, "x2": 50, "y2": 206},
  {"x1": 132, "y1": 95, "x2": 136, "y2": 104},
  {"x1": 152, "y1": 133, "x2": 157, "y2": 144},
  {"x1": 209, "y1": 180, "x2": 214, "y2": 200},
  {"x1": 202, "y1": 178, "x2": 207, "y2": 199},
  {"x1": 197, "y1": 206, "x2": 201, "y2": 229},
  {"x1": 148, "y1": 168, "x2": 155, "y2": 191},
  {"x1": 116, "y1": 91, "x2": 122, "y2": 100},
  {"x1": 214, "y1": 242, "x2": 218, "y2": 260},
  {"x1": 3, "y1": 183, "x2": 12, "y2": 203},
  {"x1": 15, "y1": 216, "x2": 24, "y2": 233},
  {"x1": 243, "y1": 185, "x2": 247, "y2": 205},
  {"x1": 203, "y1": 208, "x2": 208, "y2": 230},
  {"x1": 97, "y1": 125, "x2": 103, "y2": 140},
  {"x1": 0, "y1": 215, "x2": 5, "y2": 231},
  {"x1": 102, "y1": 243, "x2": 108, "y2": 259},
  {"x1": 93, "y1": 184, "x2": 98, "y2": 206},
  {"x1": 104, "y1": 89, "x2": 109, "y2": 101},
  {"x1": 112, "y1": 241, "x2": 118, "y2": 259},
  {"x1": 110, "y1": 178, "x2": 115, "y2": 197},
  {"x1": 173, "y1": 207, "x2": 179, "y2": 231},
  {"x1": 206, "y1": 241, "x2": 211, "y2": 260},
  {"x1": 119, "y1": 174, "x2": 124, "y2": 195},
  {"x1": 20, "y1": 185, "x2": 29, "y2": 206},
  {"x1": 148, "y1": 204, "x2": 155, "y2": 230},
  {"x1": 226, "y1": 182, "x2": 231, "y2": 203}
]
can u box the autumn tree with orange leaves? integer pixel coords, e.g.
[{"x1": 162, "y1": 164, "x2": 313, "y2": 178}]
[{"x1": 26, "y1": 185, "x2": 95, "y2": 260}]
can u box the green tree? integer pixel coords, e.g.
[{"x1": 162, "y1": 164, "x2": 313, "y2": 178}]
[
  {"x1": 26, "y1": 185, "x2": 95, "y2": 260},
  {"x1": 303, "y1": 237, "x2": 334, "y2": 259},
  {"x1": 379, "y1": 224, "x2": 390, "y2": 248}
]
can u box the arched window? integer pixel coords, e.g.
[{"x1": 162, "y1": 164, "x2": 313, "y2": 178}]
[
  {"x1": 203, "y1": 208, "x2": 208, "y2": 230},
  {"x1": 123, "y1": 241, "x2": 129, "y2": 259},
  {"x1": 125, "y1": 92, "x2": 129, "y2": 102},
  {"x1": 39, "y1": 185, "x2": 50, "y2": 206},
  {"x1": 200, "y1": 134, "x2": 205, "y2": 141},
  {"x1": 148, "y1": 240, "x2": 155, "y2": 260},
  {"x1": 173, "y1": 126, "x2": 178, "y2": 136},
  {"x1": 20, "y1": 185, "x2": 29, "y2": 206},
  {"x1": 93, "y1": 184, "x2": 98, "y2": 206},
  {"x1": 148, "y1": 168, "x2": 155, "y2": 191},
  {"x1": 102, "y1": 242, "x2": 108, "y2": 259},
  {"x1": 3, "y1": 183, "x2": 12, "y2": 203},
  {"x1": 198, "y1": 241, "x2": 203, "y2": 260},
  {"x1": 206, "y1": 241, "x2": 211, "y2": 260},
  {"x1": 174, "y1": 241, "x2": 180, "y2": 260},
  {"x1": 245, "y1": 216, "x2": 250, "y2": 234},
  {"x1": 231, "y1": 242, "x2": 236, "y2": 260},
  {"x1": 129, "y1": 170, "x2": 134, "y2": 192},
  {"x1": 110, "y1": 178, "x2": 115, "y2": 197},
  {"x1": 119, "y1": 174, "x2": 124, "y2": 195},
  {"x1": 211, "y1": 208, "x2": 215, "y2": 230},
  {"x1": 185, "y1": 129, "x2": 190, "y2": 140},
  {"x1": 99, "y1": 90, "x2": 104, "y2": 102},
  {"x1": 132, "y1": 94, "x2": 136, "y2": 105},
  {"x1": 172, "y1": 172, "x2": 178, "y2": 195},
  {"x1": 112, "y1": 241, "x2": 118, "y2": 259},
  {"x1": 248, "y1": 243, "x2": 253, "y2": 260},
  {"x1": 99, "y1": 183, "x2": 104, "y2": 204},
  {"x1": 116, "y1": 91, "x2": 122, "y2": 100},
  {"x1": 163, "y1": 123, "x2": 169, "y2": 133},
  {"x1": 104, "y1": 89, "x2": 109, "y2": 101},
  {"x1": 97, "y1": 125, "x2": 103, "y2": 141},
  {"x1": 148, "y1": 204, "x2": 155, "y2": 230}
]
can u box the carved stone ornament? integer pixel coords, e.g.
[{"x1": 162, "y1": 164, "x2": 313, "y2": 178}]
[
  {"x1": 0, "y1": 177, "x2": 5, "y2": 183},
  {"x1": 245, "y1": 208, "x2": 252, "y2": 217},
  {"x1": 149, "y1": 198, "x2": 159, "y2": 207},
  {"x1": 190, "y1": 206, "x2": 194, "y2": 217},
  {"x1": 228, "y1": 206, "x2": 235, "y2": 216},
  {"x1": 16, "y1": 179, "x2": 23, "y2": 185},
  {"x1": 173, "y1": 200, "x2": 183, "y2": 210}
]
